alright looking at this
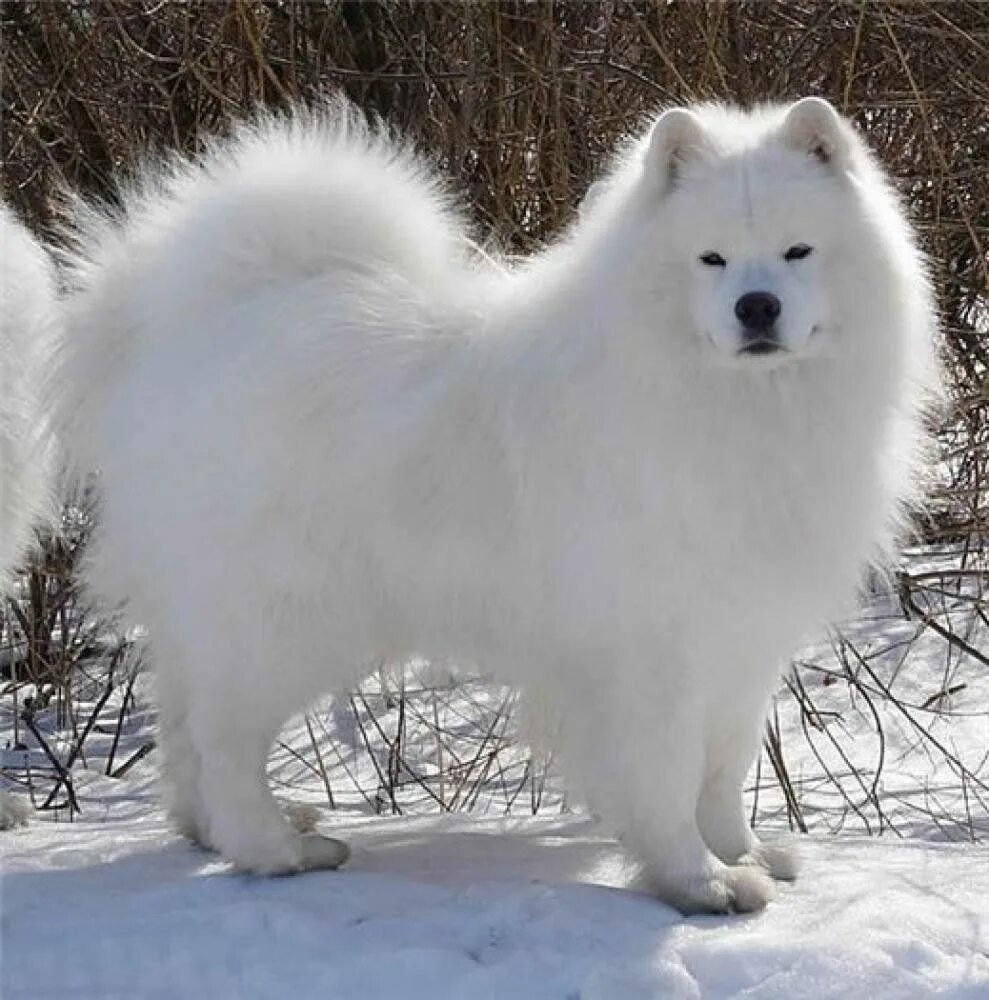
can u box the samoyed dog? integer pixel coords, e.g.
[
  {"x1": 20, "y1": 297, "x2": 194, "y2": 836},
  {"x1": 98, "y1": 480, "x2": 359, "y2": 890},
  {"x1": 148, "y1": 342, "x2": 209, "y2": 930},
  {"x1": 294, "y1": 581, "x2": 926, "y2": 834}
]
[
  {"x1": 0, "y1": 206, "x2": 57, "y2": 582},
  {"x1": 59, "y1": 97, "x2": 939, "y2": 914}
]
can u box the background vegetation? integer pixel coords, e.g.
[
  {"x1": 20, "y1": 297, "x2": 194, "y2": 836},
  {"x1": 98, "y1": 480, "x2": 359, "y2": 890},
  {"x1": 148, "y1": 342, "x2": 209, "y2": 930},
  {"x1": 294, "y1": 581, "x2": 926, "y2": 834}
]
[{"x1": 1, "y1": 1, "x2": 987, "y2": 834}]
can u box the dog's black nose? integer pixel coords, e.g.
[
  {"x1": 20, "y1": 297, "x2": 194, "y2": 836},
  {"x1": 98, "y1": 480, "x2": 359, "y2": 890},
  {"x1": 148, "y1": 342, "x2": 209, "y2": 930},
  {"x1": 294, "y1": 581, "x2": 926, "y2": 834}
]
[{"x1": 735, "y1": 291, "x2": 781, "y2": 330}]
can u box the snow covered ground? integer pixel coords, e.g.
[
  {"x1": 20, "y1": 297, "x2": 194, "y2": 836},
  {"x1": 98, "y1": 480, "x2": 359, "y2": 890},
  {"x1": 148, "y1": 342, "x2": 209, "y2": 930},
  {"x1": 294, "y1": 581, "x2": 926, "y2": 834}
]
[
  {"x1": 3, "y1": 779, "x2": 989, "y2": 999},
  {"x1": 3, "y1": 549, "x2": 989, "y2": 997}
]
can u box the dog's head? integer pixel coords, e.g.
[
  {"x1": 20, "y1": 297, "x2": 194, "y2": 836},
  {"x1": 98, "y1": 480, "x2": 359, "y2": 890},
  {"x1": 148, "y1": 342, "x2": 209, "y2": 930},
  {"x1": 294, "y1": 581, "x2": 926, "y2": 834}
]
[{"x1": 631, "y1": 98, "x2": 875, "y2": 369}]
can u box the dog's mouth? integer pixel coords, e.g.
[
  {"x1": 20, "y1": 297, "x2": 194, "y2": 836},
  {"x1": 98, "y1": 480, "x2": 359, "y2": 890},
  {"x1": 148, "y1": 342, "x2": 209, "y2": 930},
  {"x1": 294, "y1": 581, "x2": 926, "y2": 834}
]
[{"x1": 737, "y1": 338, "x2": 785, "y2": 357}]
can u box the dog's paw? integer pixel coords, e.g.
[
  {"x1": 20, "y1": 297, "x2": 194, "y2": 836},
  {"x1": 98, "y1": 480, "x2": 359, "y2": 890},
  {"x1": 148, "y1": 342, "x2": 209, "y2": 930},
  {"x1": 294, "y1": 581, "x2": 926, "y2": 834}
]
[
  {"x1": 284, "y1": 804, "x2": 349, "y2": 870},
  {"x1": 645, "y1": 863, "x2": 775, "y2": 915},
  {"x1": 220, "y1": 824, "x2": 349, "y2": 875},
  {"x1": 740, "y1": 840, "x2": 799, "y2": 882},
  {"x1": 299, "y1": 833, "x2": 350, "y2": 871},
  {"x1": 690, "y1": 864, "x2": 775, "y2": 915}
]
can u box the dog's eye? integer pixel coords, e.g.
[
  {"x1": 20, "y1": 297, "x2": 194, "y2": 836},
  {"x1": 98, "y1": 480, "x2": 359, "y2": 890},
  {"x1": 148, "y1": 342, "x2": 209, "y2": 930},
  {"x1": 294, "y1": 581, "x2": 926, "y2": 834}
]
[
  {"x1": 699, "y1": 252, "x2": 727, "y2": 267},
  {"x1": 784, "y1": 244, "x2": 813, "y2": 262}
]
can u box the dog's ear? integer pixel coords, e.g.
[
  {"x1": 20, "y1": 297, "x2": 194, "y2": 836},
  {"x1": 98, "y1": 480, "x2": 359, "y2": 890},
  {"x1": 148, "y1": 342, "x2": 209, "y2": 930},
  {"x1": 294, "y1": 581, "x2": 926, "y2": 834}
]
[
  {"x1": 781, "y1": 97, "x2": 852, "y2": 168},
  {"x1": 645, "y1": 108, "x2": 709, "y2": 196}
]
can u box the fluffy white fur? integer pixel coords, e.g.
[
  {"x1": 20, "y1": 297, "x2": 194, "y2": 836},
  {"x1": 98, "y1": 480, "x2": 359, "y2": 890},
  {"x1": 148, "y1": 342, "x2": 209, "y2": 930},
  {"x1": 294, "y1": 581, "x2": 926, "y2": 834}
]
[
  {"x1": 58, "y1": 97, "x2": 940, "y2": 914},
  {"x1": 0, "y1": 205, "x2": 57, "y2": 580}
]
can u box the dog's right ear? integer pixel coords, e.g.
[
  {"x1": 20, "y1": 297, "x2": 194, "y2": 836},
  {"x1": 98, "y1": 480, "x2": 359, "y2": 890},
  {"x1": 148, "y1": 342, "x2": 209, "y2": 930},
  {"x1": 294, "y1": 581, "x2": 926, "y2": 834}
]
[{"x1": 644, "y1": 108, "x2": 709, "y2": 196}]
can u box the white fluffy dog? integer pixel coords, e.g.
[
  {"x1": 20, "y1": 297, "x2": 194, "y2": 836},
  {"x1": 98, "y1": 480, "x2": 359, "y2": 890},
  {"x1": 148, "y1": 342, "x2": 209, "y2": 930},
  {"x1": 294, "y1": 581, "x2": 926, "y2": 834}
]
[
  {"x1": 0, "y1": 206, "x2": 56, "y2": 581},
  {"x1": 59, "y1": 97, "x2": 940, "y2": 913}
]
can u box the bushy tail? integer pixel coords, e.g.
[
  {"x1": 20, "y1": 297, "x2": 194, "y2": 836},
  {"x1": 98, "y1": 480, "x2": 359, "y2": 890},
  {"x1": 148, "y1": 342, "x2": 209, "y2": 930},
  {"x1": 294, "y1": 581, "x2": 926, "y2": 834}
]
[{"x1": 55, "y1": 97, "x2": 471, "y2": 477}]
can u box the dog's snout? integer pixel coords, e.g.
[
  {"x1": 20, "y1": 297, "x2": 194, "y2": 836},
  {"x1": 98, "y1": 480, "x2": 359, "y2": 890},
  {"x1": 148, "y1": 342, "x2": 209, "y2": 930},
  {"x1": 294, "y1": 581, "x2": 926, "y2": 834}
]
[{"x1": 735, "y1": 291, "x2": 781, "y2": 330}]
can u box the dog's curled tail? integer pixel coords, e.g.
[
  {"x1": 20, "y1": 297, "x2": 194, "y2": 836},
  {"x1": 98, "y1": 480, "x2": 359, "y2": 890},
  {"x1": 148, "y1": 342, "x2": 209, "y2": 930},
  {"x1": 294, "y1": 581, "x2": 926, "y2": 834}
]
[{"x1": 55, "y1": 97, "x2": 469, "y2": 477}]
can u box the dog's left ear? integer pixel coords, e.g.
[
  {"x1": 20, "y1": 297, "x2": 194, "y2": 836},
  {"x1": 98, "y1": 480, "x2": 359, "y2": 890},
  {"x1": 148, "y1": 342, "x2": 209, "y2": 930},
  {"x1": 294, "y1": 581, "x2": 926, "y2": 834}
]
[{"x1": 781, "y1": 97, "x2": 853, "y2": 168}]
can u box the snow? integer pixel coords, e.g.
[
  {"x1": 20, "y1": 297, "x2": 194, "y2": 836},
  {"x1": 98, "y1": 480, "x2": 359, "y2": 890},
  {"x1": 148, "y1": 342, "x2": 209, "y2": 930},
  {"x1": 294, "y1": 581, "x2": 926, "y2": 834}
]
[
  {"x1": 3, "y1": 550, "x2": 989, "y2": 997},
  {"x1": 2, "y1": 774, "x2": 989, "y2": 998}
]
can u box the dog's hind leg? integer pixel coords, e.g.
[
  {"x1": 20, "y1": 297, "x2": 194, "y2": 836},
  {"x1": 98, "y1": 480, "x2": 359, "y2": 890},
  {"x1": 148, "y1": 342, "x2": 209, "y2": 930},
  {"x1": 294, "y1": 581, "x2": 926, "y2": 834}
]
[
  {"x1": 153, "y1": 654, "x2": 209, "y2": 848},
  {"x1": 176, "y1": 643, "x2": 348, "y2": 874}
]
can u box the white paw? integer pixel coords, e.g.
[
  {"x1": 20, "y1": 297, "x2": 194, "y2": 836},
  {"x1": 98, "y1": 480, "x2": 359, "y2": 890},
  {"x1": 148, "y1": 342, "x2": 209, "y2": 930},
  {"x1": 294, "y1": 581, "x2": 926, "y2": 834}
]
[
  {"x1": 285, "y1": 804, "x2": 350, "y2": 870},
  {"x1": 228, "y1": 834, "x2": 305, "y2": 874},
  {"x1": 232, "y1": 832, "x2": 349, "y2": 875},
  {"x1": 299, "y1": 833, "x2": 350, "y2": 871},
  {"x1": 740, "y1": 840, "x2": 800, "y2": 882},
  {"x1": 694, "y1": 864, "x2": 775, "y2": 914},
  {"x1": 206, "y1": 814, "x2": 349, "y2": 874},
  {"x1": 645, "y1": 863, "x2": 775, "y2": 915}
]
